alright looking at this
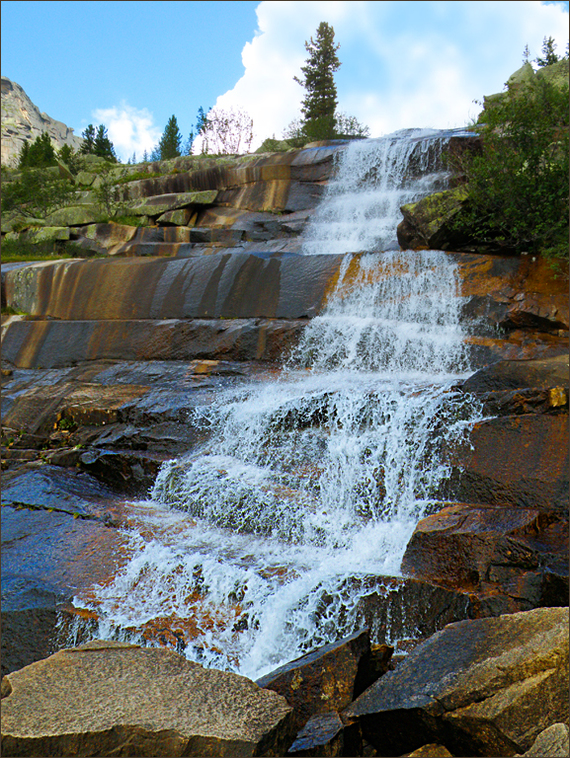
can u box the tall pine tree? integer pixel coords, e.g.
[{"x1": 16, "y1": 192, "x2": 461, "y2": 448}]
[
  {"x1": 156, "y1": 115, "x2": 182, "y2": 160},
  {"x1": 294, "y1": 21, "x2": 341, "y2": 141},
  {"x1": 93, "y1": 125, "x2": 118, "y2": 162},
  {"x1": 80, "y1": 124, "x2": 118, "y2": 162}
]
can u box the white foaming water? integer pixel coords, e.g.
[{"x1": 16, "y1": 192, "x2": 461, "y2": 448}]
[
  {"x1": 69, "y1": 134, "x2": 482, "y2": 679},
  {"x1": 303, "y1": 128, "x2": 450, "y2": 255}
]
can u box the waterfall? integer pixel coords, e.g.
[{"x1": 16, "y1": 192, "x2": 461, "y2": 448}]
[
  {"x1": 68, "y1": 131, "x2": 482, "y2": 679},
  {"x1": 303, "y1": 128, "x2": 450, "y2": 255}
]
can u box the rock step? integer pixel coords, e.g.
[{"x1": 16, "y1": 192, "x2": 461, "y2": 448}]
[
  {"x1": 2, "y1": 253, "x2": 343, "y2": 321},
  {"x1": 1, "y1": 318, "x2": 308, "y2": 368}
]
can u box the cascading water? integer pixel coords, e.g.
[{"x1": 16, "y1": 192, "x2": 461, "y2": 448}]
[
  {"x1": 67, "y1": 130, "x2": 482, "y2": 680},
  {"x1": 303, "y1": 128, "x2": 451, "y2": 254}
]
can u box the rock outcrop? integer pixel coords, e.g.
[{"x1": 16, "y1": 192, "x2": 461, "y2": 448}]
[
  {"x1": 256, "y1": 630, "x2": 372, "y2": 730},
  {"x1": 342, "y1": 607, "x2": 569, "y2": 757},
  {"x1": 1, "y1": 640, "x2": 295, "y2": 757},
  {"x1": 1, "y1": 77, "x2": 83, "y2": 167}
]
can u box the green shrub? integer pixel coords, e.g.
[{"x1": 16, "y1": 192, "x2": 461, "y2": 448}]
[
  {"x1": 451, "y1": 72, "x2": 569, "y2": 262},
  {"x1": 1, "y1": 167, "x2": 78, "y2": 219},
  {"x1": 1, "y1": 237, "x2": 100, "y2": 263}
]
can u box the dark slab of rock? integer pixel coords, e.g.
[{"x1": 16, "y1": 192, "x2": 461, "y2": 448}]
[
  {"x1": 287, "y1": 711, "x2": 353, "y2": 757},
  {"x1": 474, "y1": 387, "x2": 568, "y2": 417},
  {"x1": 447, "y1": 413, "x2": 568, "y2": 511},
  {"x1": 1, "y1": 317, "x2": 307, "y2": 370},
  {"x1": 1, "y1": 463, "x2": 123, "y2": 522},
  {"x1": 1, "y1": 493, "x2": 127, "y2": 676},
  {"x1": 401, "y1": 503, "x2": 568, "y2": 608},
  {"x1": 318, "y1": 575, "x2": 473, "y2": 651},
  {"x1": 462, "y1": 354, "x2": 569, "y2": 394},
  {"x1": 1, "y1": 640, "x2": 295, "y2": 757},
  {"x1": 342, "y1": 607, "x2": 569, "y2": 757},
  {"x1": 256, "y1": 630, "x2": 370, "y2": 729}
]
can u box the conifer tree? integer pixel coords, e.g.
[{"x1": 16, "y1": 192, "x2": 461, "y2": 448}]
[
  {"x1": 18, "y1": 132, "x2": 57, "y2": 168},
  {"x1": 93, "y1": 125, "x2": 119, "y2": 162},
  {"x1": 80, "y1": 124, "x2": 118, "y2": 162},
  {"x1": 294, "y1": 21, "x2": 341, "y2": 141},
  {"x1": 156, "y1": 115, "x2": 182, "y2": 160},
  {"x1": 80, "y1": 124, "x2": 96, "y2": 154},
  {"x1": 535, "y1": 36, "x2": 560, "y2": 67}
]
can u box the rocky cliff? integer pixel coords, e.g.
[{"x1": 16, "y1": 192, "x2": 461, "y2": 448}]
[{"x1": 1, "y1": 77, "x2": 83, "y2": 167}]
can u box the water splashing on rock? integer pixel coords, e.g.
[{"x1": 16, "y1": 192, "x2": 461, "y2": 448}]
[{"x1": 68, "y1": 132, "x2": 483, "y2": 679}]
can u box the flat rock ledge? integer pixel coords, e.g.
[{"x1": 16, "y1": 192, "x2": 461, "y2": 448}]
[{"x1": 0, "y1": 640, "x2": 295, "y2": 757}]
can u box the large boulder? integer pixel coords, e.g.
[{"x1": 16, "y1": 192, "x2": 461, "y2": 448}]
[
  {"x1": 397, "y1": 185, "x2": 469, "y2": 250},
  {"x1": 1, "y1": 640, "x2": 295, "y2": 757},
  {"x1": 516, "y1": 723, "x2": 569, "y2": 757},
  {"x1": 342, "y1": 607, "x2": 569, "y2": 757},
  {"x1": 447, "y1": 413, "x2": 568, "y2": 511},
  {"x1": 401, "y1": 504, "x2": 568, "y2": 610},
  {"x1": 461, "y1": 354, "x2": 569, "y2": 394}
]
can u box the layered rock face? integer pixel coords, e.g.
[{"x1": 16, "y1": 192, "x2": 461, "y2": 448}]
[{"x1": 1, "y1": 77, "x2": 83, "y2": 167}]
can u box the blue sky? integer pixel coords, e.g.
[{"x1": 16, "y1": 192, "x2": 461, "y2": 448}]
[{"x1": 1, "y1": 1, "x2": 568, "y2": 160}]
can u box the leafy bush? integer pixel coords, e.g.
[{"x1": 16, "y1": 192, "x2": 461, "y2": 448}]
[
  {"x1": 1, "y1": 167, "x2": 78, "y2": 219},
  {"x1": 451, "y1": 72, "x2": 569, "y2": 262}
]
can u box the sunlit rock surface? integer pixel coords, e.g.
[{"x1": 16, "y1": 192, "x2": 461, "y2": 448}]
[{"x1": 1, "y1": 640, "x2": 295, "y2": 757}]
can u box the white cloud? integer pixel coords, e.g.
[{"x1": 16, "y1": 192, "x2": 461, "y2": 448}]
[
  {"x1": 92, "y1": 102, "x2": 162, "y2": 162},
  {"x1": 210, "y1": 0, "x2": 569, "y2": 149}
]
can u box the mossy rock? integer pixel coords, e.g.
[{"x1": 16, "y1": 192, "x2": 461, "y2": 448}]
[
  {"x1": 23, "y1": 226, "x2": 71, "y2": 243},
  {"x1": 75, "y1": 170, "x2": 97, "y2": 187},
  {"x1": 1, "y1": 215, "x2": 46, "y2": 234},
  {"x1": 45, "y1": 204, "x2": 108, "y2": 226},
  {"x1": 126, "y1": 190, "x2": 218, "y2": 217},
  {"x1": 397, "y1": 185, "x2": 469, "y2": 250}
]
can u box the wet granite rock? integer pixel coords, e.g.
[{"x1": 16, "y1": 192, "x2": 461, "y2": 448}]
[
  {"x1": 454, "y1": 253, "x2": 569, "y2": 339},
  {"x1": 1, "y1": 317, "x2": 309, "y2": 369},
  {"x1": 342, "y1": 607, "x2": 569, "y2": 757},
  {"x1": 474, "y1": 386, "x2": 568, "y2": 417},
  {"x1": 1, "y1": 640, "x2": 295, "y2": 757},
  {"x1": 461, "y1": 354, "x2": 569, "y2": 394},
  {"x1": 401, "y1": 504, "x2": 568, "y2": 609},
  {"x1": 287, "y1": 711, "x2": 354, "y2": 756},
  {"x1": 257, "y1": 630, "x2": 371, "y2": 730},
  {"x1": 447, "y1": 413, "x2": 568, "y2": 511},
  {"x1": 2, "y1": 253, "x2": 343, "y2": 321},
  {"x1": 1, "y1": 485, "x2": 127, "y2": 676}
]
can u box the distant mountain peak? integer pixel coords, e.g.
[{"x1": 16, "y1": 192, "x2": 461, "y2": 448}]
[{"x1": 1, "y1": 76, "x2": 83, "y2": 166}]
